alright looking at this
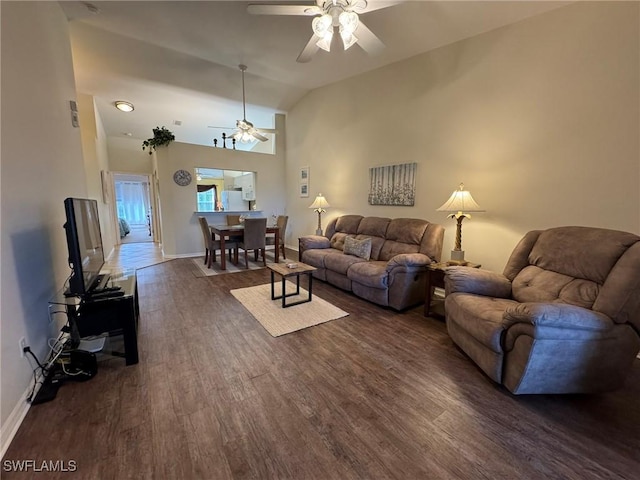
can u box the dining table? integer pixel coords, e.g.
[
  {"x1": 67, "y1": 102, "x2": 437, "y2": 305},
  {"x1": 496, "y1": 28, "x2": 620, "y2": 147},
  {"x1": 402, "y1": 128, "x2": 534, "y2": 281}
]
[{"x1": 209, "y1": 223, "x2": 280, "y2": 270}]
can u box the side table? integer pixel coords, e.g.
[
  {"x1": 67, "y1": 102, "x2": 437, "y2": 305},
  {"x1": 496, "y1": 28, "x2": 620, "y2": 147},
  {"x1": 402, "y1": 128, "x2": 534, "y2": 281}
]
[
  {"x1": 424, "y1": 261, "x2": 481, "y2": 317},
  {"x1": 267, "y1": 262, "x2": 317, "y2": 308}
]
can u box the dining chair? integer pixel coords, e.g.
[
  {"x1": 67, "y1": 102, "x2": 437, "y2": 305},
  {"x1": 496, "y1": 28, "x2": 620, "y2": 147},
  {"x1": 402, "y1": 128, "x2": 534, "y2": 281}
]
[
  {"x1": 225, "y1": 214, "x2": 243, "y2": 256},
  {"x1": 226, "y1": 214, "x2": 241, "y2": 226},
  {"x1": 266, "y1": 215, "x2": 288, "y2": 260},
  {"x1": 238, "y1": 217, "x2": 267, "y2": 269},
  {"x1": 198, "y1": 216, "x2": 237, "y2": 268}
]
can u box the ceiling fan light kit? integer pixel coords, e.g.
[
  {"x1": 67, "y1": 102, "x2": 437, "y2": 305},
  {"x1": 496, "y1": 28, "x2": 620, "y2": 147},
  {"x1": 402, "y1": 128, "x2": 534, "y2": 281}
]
[
  {"x1": 248, "y1": 0, "x2": 387, "y2": 62},
  {"x1": 313, "y1": 10, "x2": 359, "y2": 52}
]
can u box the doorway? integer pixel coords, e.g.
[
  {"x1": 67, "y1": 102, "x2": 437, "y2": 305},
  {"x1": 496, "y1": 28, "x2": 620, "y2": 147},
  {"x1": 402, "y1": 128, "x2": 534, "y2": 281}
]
[{"x1": 113, "y1": 173, "x2": 153, "y2": 244}]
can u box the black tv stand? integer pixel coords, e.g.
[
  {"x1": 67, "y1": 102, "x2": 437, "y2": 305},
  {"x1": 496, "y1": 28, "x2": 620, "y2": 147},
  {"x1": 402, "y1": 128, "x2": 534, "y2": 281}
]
[
  {"x1": 50, "y1": 271, "x2": 139, "y2": 365},
  {"x1": 84, "y1": 289, "x2": 124, "y2": 300},
  {"x1": 92, "y1": 273, "x2": 111, "y2": 291}
]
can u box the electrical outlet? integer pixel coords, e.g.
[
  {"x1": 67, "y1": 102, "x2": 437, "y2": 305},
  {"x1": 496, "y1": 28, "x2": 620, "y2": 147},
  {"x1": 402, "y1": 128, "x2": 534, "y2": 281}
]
[{"x1": 19, "y1": 337, "x2": 27, "y2": 358}]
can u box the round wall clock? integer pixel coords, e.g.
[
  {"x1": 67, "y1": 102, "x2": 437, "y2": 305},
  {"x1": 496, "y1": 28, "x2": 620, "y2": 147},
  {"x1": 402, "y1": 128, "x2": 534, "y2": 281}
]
[{"x1": 173, "y1": 169, "x2": 192, "y2": 186}]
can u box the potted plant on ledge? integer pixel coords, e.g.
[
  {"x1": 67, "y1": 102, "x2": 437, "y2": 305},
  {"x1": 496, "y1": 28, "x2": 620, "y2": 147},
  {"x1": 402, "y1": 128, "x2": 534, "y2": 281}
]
[{"x1": 142, "y1": 126, "x2": 175, "y2": 155}]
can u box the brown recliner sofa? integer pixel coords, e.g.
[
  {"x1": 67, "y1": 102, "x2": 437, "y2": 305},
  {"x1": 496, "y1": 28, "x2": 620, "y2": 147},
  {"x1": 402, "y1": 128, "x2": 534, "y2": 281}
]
[
  {"x1": 444, "y1": 226, "x2": 640, "y2": 394},
  {"x1": 299, "y1": 215, "x2": 444, "y2": 311}
]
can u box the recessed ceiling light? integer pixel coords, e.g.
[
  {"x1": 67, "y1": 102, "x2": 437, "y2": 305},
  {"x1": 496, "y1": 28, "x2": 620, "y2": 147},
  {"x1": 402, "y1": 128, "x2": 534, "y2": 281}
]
[{"x1": 114, "y1": 101, "x2": 134, "y2": 112}]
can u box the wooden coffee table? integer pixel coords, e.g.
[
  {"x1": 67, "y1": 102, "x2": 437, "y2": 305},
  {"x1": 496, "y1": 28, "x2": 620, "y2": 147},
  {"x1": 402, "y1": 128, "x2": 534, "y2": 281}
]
[{"x1": 267, "y1": 262, "x2": 317, "y2": 308}]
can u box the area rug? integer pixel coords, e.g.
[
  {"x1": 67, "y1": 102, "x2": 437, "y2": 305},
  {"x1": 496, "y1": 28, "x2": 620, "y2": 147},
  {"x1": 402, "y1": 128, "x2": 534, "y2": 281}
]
[
  {"x1": 191, "y1": 249, "x2": 285, "y2": 277},
  {"x1": 230, "y1": 283, "x2": 349, "y2": 337}
]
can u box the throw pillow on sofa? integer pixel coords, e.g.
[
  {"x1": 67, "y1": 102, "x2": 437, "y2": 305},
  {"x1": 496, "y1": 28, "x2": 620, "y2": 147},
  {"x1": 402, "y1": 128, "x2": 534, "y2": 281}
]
[{"x1": 344, "y1": 236, "x2": 372, "y2": 260}]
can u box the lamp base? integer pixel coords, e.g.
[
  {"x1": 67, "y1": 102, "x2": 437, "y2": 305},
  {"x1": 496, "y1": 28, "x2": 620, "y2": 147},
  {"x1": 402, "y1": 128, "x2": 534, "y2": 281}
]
[
  {"x1": 315, "y1": 228, "x2": 323, "y2": 236},
  {"x1": 447, "y1": 260, "x2": 469, "y2": 266},
  {"x1": 450, "y1": 249, "x2": 465, "y2": 263}
]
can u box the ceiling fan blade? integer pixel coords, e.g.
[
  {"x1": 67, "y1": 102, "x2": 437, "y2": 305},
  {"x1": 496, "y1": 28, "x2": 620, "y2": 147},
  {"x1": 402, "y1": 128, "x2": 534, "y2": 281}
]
[
  {"x1": 250, "y1": 130, "x2": 269, "y2": 142},
  {"x1": 297, "y1": 34, "x2": 321, "y2": 63},
  {"x1": 355, "y1": 20, "x2": 385, "y2": 56},
  {"x1": 247, "y1": 4, "x2": 321, "y2": 16},
  {"x1": 354, "y1": 0, "x2": 404, "y2": 14},
  {"x1": 210, "y1": 125, "x2": 275, "y2": 131}
]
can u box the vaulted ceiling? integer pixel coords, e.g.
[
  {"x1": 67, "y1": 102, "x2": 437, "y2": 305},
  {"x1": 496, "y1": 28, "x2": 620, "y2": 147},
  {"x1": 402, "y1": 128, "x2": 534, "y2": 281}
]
[{"x1": 61, "y1": 1, "x2": 567, "y2": 148}]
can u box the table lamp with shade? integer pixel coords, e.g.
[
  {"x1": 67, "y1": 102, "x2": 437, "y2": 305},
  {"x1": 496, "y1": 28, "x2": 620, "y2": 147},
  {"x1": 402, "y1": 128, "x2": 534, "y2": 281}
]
[
  {"x1": 309, "y1": 193, "x2": 330, "y2": 235},
  {"x1": 437, "y1": 183, "x2": 485, "y2": 264}
]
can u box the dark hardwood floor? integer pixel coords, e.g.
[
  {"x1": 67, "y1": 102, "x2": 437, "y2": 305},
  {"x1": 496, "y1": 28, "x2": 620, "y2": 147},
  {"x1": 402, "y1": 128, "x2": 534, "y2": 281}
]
[{"x1": 4, "y1": 256, "x2": 640, "y2": 479}]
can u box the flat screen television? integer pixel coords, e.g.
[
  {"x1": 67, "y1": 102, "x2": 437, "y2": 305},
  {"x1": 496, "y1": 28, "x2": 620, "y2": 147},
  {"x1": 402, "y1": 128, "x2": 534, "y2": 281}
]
[{"x1": 63, "y1": 198, "x2": 105, "y2": 296}]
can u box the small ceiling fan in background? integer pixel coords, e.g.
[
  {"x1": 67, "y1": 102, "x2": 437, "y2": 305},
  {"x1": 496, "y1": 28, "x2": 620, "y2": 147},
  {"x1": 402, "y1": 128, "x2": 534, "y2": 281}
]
[
  {"x1": 208, "y1": 64, "x2": 276, "y2": 143},
  {"x1": 248, "y1": 0, "x2": 398, "y2": 63}
]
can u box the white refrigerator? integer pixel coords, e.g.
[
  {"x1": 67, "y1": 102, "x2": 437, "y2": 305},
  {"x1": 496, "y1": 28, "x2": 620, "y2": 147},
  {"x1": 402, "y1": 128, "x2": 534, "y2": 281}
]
[{"x1": 221, "y1": 191, "x2": 247, "y2": 211}]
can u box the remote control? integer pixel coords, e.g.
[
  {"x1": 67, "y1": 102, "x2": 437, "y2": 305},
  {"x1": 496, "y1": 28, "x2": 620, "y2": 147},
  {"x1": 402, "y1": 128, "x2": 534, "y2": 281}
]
[{"x1": 87, "y1": 290, "x2": 125, "y2": 300}]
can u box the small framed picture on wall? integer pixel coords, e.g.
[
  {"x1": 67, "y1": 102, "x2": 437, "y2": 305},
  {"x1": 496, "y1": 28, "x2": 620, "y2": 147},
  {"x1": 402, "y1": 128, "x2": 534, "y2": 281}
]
[
  {"x1": 299, "y1": 182, "x2": 309, "y2": 198},
  {"x1": 300, "y1": 166, "x2": 309, "y2": 182}
]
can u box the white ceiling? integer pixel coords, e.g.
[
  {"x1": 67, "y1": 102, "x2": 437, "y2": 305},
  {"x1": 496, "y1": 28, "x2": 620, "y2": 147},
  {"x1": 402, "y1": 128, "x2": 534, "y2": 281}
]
[{"x1": 61, "y1": 1, "x2": 568, "y2": 148}]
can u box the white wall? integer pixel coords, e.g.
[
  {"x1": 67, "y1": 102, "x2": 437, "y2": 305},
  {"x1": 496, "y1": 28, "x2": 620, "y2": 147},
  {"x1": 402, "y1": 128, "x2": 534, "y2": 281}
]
[
  {"x1": 77, "y1": 94, "x2": 117, "y2": 256},
  {"x1": 0, "y1": 2, "x2": 87, "y2": 452},
  {"x1": 107, "y1": 136, "x2": 154, "y2": 174},
  {"x1": 285, "y1": 1, "x2": 640, "y2": 272}
]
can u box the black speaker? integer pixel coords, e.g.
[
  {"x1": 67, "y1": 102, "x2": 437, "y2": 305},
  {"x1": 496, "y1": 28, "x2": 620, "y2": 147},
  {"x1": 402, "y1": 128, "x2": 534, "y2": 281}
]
[{"x1": 67, "y1": 350, "x2": 98, "y2": 381}]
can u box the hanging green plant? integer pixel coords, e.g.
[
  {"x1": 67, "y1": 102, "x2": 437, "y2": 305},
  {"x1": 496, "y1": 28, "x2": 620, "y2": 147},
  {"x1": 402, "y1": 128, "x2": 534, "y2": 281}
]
[{"x1": 142, "y1": 126, "x2": 175, "y2": 155}]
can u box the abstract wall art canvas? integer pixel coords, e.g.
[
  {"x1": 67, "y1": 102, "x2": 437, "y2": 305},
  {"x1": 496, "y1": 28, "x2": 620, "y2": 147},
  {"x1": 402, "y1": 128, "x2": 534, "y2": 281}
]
[{"x1": 368, "y1": 163, "x2": 417, "y2": 206}]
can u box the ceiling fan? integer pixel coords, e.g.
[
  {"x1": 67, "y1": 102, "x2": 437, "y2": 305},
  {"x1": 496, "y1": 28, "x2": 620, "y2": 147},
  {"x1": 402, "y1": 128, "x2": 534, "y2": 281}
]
[
  {"x1": 248, "y1": 0, "x2": 398, "y2": 63},
  {"x1": 208, "y1": 64, "x2": 275, "y2": 143}
]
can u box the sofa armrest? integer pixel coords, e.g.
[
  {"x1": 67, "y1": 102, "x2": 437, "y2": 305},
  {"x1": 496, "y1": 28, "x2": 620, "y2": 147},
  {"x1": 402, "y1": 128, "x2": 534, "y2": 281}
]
[
  {"x1": 386, "y1": 253, "x2": 432, "y2": 272},
  {"x1": 444, "y1": 267, "x2": 512, "y2": 298},
  {"x1": 299, "y1": 235, "x2": 330, "y2": 251},
  {"x1": 503, "y1": 303, "x2": 614, "y2": 332}
]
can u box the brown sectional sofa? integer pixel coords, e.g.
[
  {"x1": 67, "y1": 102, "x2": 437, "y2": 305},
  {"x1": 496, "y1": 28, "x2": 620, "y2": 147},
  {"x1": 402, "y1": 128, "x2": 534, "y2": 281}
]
[{"x1": 299, "y1": 215, "x2": 444, "y2": 310}]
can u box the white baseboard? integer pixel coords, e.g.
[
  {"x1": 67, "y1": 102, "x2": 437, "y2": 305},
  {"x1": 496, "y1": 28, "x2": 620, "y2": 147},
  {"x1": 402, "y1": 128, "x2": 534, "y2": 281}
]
[{"x1": 0, "y1": 371, "x2": 44, "y2": 458}]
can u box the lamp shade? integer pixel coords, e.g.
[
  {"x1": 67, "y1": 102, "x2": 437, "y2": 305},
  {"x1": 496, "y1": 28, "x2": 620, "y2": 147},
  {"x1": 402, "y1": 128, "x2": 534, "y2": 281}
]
[
  {"x1": 313, "y1": 14, "x2": 333, "y2": 52},
  {"x1": 339, "y1": 11, "x2": 359, "y2": 50},
  {"x1": 437, "y1": 183, "x2": 484, "y2": 213},
  {"x1": 309, "y1": 193, "x2": 330, "y2": 210}
]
